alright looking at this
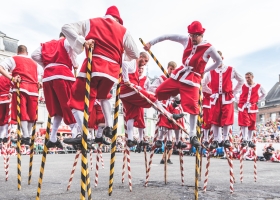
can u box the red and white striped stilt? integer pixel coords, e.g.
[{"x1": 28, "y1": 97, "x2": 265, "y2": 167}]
[
  {"x1": 126, "y1": 144, "x2": 132, "y2": 191},
  {"x1": 240, "y1": 147, "x2": 245, "y2": 183},
  {"x1": 5, "y1": 100, "x2": 12, "y2": 181},
  {"x1": 2, "y1": 145, "x2": 7, "y2": 177},
  {"x1": 90, "y1": 149, "x2": 93, "y2": 171},
  {"x1": 66, "y1": 150, "x2": 80, "y2": 191},
  {"x1": 121, "y1": 119, "x2": 128, "y2": 184},
  {"x1": 94, "y1": 145, "x2": 100, "y2": 187},
  {"x1": 99, "y1": 149, "x2": 104, "y2": 169},
  {"x1": 163, "y1": 134, "x2": 167, "y2": 184},
  {"x1": 203, "y1": 130, "x2": 213, "y2": 192},
  {"x1": 143, "y1": 131, "x2": 148, "y2": 176},
  {"x1": 228, "y1": 133, "x2": 234, "y2": 193},
  {"x1": 179, "y1": 130, "x2": 184, "y2": 186},
  {"x1": 253, "y1": 132, "x2": 257, "y2": 182},
  {"x1": 145, "y1": 126, "x2": 159, "y2": 187}
]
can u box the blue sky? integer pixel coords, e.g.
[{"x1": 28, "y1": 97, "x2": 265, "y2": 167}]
[{"x1": 1, "y1": 0, "x2": 280, "y2": 92}]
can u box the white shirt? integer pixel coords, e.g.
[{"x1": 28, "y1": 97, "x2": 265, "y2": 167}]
[
  {"x1": 122, "y1": 59, "x2": 137, "y2": 83},
  {"x1": 149, "y1": 34, "x2": 222, "y2": 73}
]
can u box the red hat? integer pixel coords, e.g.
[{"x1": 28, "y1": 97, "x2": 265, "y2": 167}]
[
  {"x1": 188, "y1": 21, "x2": 205, "y2": 34},
  {"x1": 105, "y1": 6, "x2": 123, "y2": 25}
]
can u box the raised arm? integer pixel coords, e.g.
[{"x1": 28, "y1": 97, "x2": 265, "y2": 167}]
[
  {"x1": 62, "y1": 20, "x2": 89, "y2": 54},
  {"x1": 204, "y1": 46, "x2": 222, "y2": 73},
  {"x1": 123, "y1": 31, "x2": 139, "y2": 60}
]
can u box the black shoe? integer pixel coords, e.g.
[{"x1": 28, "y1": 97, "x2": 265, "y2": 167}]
[
  {"x1": 166, "y1": 140, "x2": 172, "y2": 148},
  {"x1": 176, "y1": 141, "x2": 187, "y2": 149},
  {"x1": 202, "y1": 141, "x2": 209, "y2": 148},
  {"x1": 94, "y1": 137, "x2": 111, "y2": 145},
  {"x1": 218, "y1": 140, "x2": 224, "y2": 147},
  {"x1": 190, "y1": 136, "x2": 201, "y2": 148},
  {"x1": 210, "y1": 140, "x2": 218, "y2": 150},
  {"x1": 103, "y1": 126, "x2": 113, "y2": 139},
  {"x1": 155, "y1": 140, "x2": 162, "y2": 148},
  {"x1": 3, "y1": 137, "x2": 8, "y2": 143},
  {"x1": 139, "y1": 140, "x2": 149, "y2": 146},
  {"x1": 46, "y1": 138, "x2": 63, "y2": 149},
  {"x1": 224, "y1": 140, "x2": 231, "y2": 148},
  {"x1": 63, "y1": 137, "x2": 82, "y2": 145},
  {"x1": 160, "y1": 159, "x2": 164, "y2": 164},
  {"x1": 172, "y1": 113, "x2": 184, "y2": 120},
  {"x1": 241, "y1": 140, "x2": 248, "y2": 147},
  {"x1": 127, "y1": 140, "x2": 136, "y2": 148},
  {"x1": 167, "y1": 159, "x2": 173, "y2": 164},
  {"x1": 21, "y1": 137, "x2": 31, "y2": 146},
  {"x1": 248, "y1": 141, "x2": 256, "y2": 148}
]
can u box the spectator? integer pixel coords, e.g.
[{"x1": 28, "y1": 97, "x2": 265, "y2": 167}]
[{"x1": 263, "y1": 143, "x2": 275, "y2": 161}]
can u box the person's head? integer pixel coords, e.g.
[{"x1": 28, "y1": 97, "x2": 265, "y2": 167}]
[
  {"x1": 188, "y1": 21, "x2": 205, "y2": 45},
  {"x1": 138, "y1": 65, "x2": 144, "y2": 76},
  {"x1": 17, "y1": 45, "x2": 28, "y2": 55},
  {"x1": 138, "y1": 52, "x2": 149, "y2": 67},
  {"x1": 269, "y1": 143, "x2": 273, "y2": 147},
  {"x1": 105, "y1": 6, "x2": 123, "y2": 25},
  {"x1": 59, "y1": 32, "x2": 65, "y2": 38},
  {"x1": 245, "y1": 72, "x2": 254, "y2": 85},
  {"x1": 167, "y1": 61, "x2": 177, "y2": 75}
]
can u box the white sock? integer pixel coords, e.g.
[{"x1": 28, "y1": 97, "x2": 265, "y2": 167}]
[
  {"x1": 97, "y1": 125, "x2": 105, "y2": 138},
  {"x1": 248, "y1": 130, "x2": 253, "y2": 141},
  {"x1": 167, "y1": 129, "x2": 172, "y2": 141},
  {"x1": 21, "y1": 121, "x2": 29, "y2": 138},
  {"x1": 174, "y1": 130, "x2": 180, "y2": 144},
  {"x1": 138, "y1": 128, "x2": 144, "y2": 141},
  {"x1": 204, "y1": 129, "x2": 209, "y2": 142},
  {"x1": 69, "y1": 123, "x2": 80, "y2": 138},
  {"x1": 158, "y1": 127, "x2": 167, "y2": 141},
  {"x1": 127, "y1": 119, "x2": 134, "y2": 141},
  {"x1": 241, "y1": 126, "x2": 249, "y2": 141},
  {"x1": 100, "y1": 99, "x2": 113, "y2": 127},
  {"x1": 27, "y1": 122, "x2": 34, "y2": 137},
  {"x1": 50, "y1": 115, "x2": 62, "y2": 143},
  {"x1": 223, "y1": 125, "x2": 230, "y2": 140},
  {"x1": 155, "y1": 100, "x2": 172, "y2": 118},
  {"x1": 212, "y1": 125, "x2": 219, "y2": 141},
  {"x1": 0, "y1": 125, "x2": 5, "y2": 138},
  {"x1": 72, "y1": 109, "x2": 83, "y2": 133},
  {"x1": 189, "y1": 114, "x2": 198, "y2": 137}
]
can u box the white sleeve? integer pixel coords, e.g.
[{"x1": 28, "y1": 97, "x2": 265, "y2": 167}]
[
  {"x1": 204, "y1": 46, "x2": 222, "y2": 73},
  {"x1": 258, "y1": 86, "x2": 267, "y2": 102},
  {"x1": 232, "y1": 68, "x2": 244, "y2": 95},
  {"x1": 0, "y1": 57, "x2": 16, "y2": 72},
  {"x1": 123, "y1": 30, "x2": 139, "y2": 60},
  {"x1": 122, "y1": 61, "x2": 136, "y2": 82},
  {"x1": 144, "y1": 78, "x2": 150, "y2": 90},
  {"x1": 61, "y1": 20, "x2": 89, "y2": 55},
  {"x1": 149, "y1": 78, "x2": 161, "y2": 93},
  {"x1": 202, "y1": 73, "x2": 212, "y2": 94},
  {"x1": 31, "y1": 46, "x2": 45, "y2": 67},
  {"x1": 64, "y1": 39, "x2": 79, "y2": 67},
  {"x1": 149, "y1": 34, "x2": 189, "y2": 48}
]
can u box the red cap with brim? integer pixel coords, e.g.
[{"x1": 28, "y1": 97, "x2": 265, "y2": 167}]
[
  {"x1": 105, "y1": 6, "x2": 123, "y2": 25},
  {"x1": 188, "y1": 21, "x2": 205, "y2": 34}
]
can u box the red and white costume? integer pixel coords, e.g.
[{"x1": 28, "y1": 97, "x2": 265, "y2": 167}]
[
  {"x1": 88, "y1": 100, "x2": 105, "y2": 130},
  {"x1": 120, "y1": 59, "x2": 156, "y2": 128},
  {"x1": 149, "y1": 35, "x2": 222, "y2": 115},
  {"x1": 62, "y1": 15, "x2": 139, "y2": 113},
  {"x1": 31, "y1": 38, "x2": 77, "y2": 125},
  {"x1": 238, "y1": 83, "x2": 266, "y2": 130},
  {"x1": 0, "y1": 75, "x2": 11, "y2": 126},
  {"x1": 202, "y1": 83, "x2": 212, "y2": 130},
  {"x1": 203, "y1": 65, "x2": 244, "y2": 127},
  {"x1": 0, "y1": 55, "x2": 39, "y2": 122}
]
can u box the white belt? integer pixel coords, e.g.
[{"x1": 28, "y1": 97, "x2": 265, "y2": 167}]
[
  {"x1": 210, "y1": 93, "x2": 220, "y2": 104},
  {"x1": 44, "y1": 63, "x2": 69, "y2": 70},
  {"x1": 242, "y1": 102, "x2": 252, "y2": 110},
  {"x1": 92, "y1": 54, "x2": 118, "y2": 64}
]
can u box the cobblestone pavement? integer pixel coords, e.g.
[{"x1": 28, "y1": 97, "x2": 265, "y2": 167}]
[{"x1": 1, "y1": 152, "x2": 280, "y2": 200}]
